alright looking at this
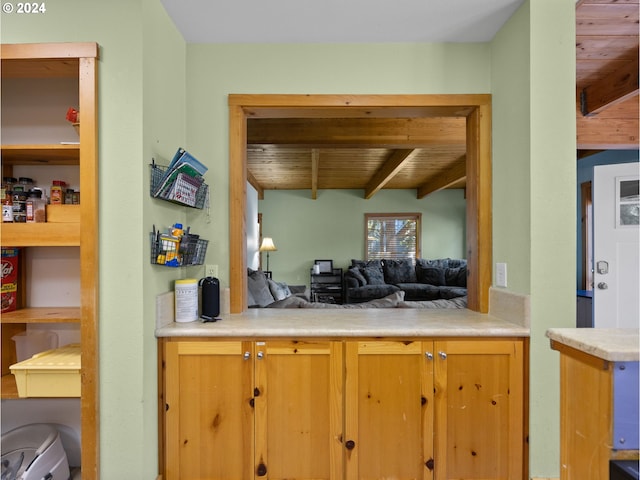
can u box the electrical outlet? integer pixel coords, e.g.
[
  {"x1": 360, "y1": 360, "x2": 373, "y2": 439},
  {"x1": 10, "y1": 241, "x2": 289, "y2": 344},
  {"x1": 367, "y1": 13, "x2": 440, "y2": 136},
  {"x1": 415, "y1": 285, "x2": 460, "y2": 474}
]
[
  {"x1": 495, "y1": 262, "x2": 507, "y2": 288},
  {"x1": 205, "y1": 264, "x2": 218, "y2": 278}
]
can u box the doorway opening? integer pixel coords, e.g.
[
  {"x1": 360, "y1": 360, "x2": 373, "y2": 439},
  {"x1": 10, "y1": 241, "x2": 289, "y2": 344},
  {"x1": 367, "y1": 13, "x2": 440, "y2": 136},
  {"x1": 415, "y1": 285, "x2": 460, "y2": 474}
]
[{"x1": 228, "y1": 94, "x2": 492, "y2": 313}]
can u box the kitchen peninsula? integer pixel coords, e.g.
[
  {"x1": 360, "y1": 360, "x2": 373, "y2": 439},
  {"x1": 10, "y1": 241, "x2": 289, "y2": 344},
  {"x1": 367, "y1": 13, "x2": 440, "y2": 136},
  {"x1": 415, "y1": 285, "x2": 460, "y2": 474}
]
[
  {"x1": 547, "y1": 328, "x2": 640, "y2": 480},
  {"x1": 156, "y1": 290, "x2": 530, "y2": 479}
]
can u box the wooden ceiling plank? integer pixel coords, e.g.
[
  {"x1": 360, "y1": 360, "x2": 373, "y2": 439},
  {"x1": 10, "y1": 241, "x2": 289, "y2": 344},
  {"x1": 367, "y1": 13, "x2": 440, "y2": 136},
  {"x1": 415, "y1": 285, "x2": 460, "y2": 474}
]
[
  {"x1": 311, "y1": 149, "x2": 319, "y2": 200},
  {"x1": 416, "y1": 156, "x2": 467, "y2": 199},
  {"x1": 364, "y1": 149, "x2": 416, "y2": 199},
  {"x1": 247, "y1": 169, "x2": 264, "y2": 200},
  {"x1": 581, "y1": 54, "x2": 639, "y2": 115}
]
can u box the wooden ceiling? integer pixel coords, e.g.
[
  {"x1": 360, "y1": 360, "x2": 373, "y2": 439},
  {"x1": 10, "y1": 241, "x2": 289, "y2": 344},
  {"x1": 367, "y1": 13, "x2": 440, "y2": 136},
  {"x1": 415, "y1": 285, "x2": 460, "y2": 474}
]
[{"x1": 247, "y1": 0, "x2": 639, "y2": 198}]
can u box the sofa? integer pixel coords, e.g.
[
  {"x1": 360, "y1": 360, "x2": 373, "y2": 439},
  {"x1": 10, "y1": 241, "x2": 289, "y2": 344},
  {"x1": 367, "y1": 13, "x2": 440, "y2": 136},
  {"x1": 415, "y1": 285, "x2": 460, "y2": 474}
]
[{"x1": 344, "y1": 258, "x2": 467, "y2": 303}]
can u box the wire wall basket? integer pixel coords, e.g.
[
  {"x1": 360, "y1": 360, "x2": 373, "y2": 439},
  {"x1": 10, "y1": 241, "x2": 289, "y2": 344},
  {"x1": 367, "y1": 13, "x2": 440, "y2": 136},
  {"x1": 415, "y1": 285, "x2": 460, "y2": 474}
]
[
  {"x1": 150, "y1": 231, "x2": 208, "y2": 267},
  {"x1": 149, "y1": 162, "x2": 209, "y2": 209}
]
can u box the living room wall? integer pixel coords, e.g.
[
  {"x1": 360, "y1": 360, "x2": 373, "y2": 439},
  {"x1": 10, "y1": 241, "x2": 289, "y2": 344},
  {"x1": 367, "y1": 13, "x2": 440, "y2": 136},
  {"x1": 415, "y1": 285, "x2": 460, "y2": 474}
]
[{"x1": 258, "y1": 188, "x2": 466, "y2": 286}]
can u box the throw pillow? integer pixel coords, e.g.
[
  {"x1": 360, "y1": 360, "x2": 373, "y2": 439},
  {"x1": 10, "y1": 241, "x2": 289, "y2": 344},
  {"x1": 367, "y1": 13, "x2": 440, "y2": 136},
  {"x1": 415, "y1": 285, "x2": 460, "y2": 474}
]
[
  {"x1": 444, "y1": 266, "x2": 467, "y2": 287},
  {"x1": 347, "y1": 267, "x2": 367, "y2": 286},
  {"x1": 247, "y1": 269, "x2": 275, "y2": 307},
  {"x1": 416, "y1": 265, "x2": 445, "y2": 286},
  {"x1": 362, "y1": 265, "x2": 385, "y2": 285},
  {"x1": 267, "y1": 279, "x2": 292, "y2": 301},
  {"x1": 382, "y1": 258, "x2": 416, "y2": 284}
]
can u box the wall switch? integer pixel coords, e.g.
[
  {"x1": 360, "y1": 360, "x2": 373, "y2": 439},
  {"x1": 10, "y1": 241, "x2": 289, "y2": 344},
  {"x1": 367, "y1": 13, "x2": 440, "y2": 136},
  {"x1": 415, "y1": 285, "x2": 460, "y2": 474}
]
[
  {"x1": 496, "y1": 262, "x2": 507, "y2": 288},
  {"x1": 205, "y1": 264, "x2": 218, "y2": 278}
]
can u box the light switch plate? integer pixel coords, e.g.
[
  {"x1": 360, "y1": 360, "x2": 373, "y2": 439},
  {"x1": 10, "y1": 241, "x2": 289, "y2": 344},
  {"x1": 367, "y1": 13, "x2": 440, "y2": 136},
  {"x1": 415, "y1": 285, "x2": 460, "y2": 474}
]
[{"x1": 496, "y1": 262, "x2": 507, "y2": 288}]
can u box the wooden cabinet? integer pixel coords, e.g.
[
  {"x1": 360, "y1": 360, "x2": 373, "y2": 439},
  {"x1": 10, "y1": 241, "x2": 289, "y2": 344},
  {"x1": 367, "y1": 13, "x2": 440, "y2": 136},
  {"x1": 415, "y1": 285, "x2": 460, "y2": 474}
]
[
  {"x1": 160, "y1": 337, "x2": 525, "y2": 480},
  {"x1": 1, "y1": 43, "x2": 99, "y2": 476},
  {"x1": 551, "y1": 340, "x2": 639, "y2": 480},
  {"x1": 162, "y1": 339, "x2": 344, "y2": 480},
  {"x1": 344, "y1": 339, "x2": 524, "y2": 480}
]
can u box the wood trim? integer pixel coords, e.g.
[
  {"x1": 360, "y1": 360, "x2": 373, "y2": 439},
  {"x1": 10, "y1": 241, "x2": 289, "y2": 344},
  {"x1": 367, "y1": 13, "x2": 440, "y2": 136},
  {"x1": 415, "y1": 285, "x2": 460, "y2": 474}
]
[
  {"x1": 580, "y1": 181, "x2": 593, "y2": 290},
  {"x1": 229, "y1": 94, "x2": 492, "y2": 313},
  {"x1": 0, "y1": 42, "x2": 98, "y2": 60},
  {"x1": 79, "y1": 53, "x2": 100, "y2": 480}
]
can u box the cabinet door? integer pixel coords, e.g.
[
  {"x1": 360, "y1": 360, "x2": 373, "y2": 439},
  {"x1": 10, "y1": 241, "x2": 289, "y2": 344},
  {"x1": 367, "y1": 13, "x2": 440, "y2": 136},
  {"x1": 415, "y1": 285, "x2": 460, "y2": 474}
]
[
  {"x1": 254, "y1": 340, "x2": 343, "y2": 480},
  {"x1": 433, "y1": 339, "x2": 524, "y2": 480},
  {"x1": 344, "y1": 340, "x2": 435, "y2": 480},
  {"x1": 164, "y1": 341, "x2": 254, "y2": 480}
]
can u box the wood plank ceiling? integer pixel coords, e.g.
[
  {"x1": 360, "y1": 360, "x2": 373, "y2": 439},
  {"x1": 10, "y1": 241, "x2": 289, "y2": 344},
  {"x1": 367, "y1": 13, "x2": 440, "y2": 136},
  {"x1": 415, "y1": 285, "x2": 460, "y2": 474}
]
[{"x1": 247, "y1": 0, "x2": 639, "y2": 199}]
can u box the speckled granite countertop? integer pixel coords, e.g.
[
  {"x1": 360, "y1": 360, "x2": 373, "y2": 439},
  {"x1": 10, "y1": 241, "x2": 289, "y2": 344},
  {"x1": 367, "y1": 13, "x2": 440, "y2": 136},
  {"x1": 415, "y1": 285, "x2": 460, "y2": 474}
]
[
  {"x1": 156, "y1": 308, "x2": 529, "y2": 339},
  {"x1": 546, "y1": 328, "x2": 639, "y2": 362}
]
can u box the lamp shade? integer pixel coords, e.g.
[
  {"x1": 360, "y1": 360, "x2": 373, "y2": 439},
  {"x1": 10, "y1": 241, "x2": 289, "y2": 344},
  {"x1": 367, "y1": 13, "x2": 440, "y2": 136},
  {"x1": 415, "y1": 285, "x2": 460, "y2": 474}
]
[{"x1": 260, "y1": 237, "x2": 277, "y2": 252}]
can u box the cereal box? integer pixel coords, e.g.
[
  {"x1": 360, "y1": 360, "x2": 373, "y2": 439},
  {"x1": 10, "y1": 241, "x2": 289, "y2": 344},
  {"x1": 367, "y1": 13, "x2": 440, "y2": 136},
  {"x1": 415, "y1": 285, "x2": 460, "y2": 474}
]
[{"x1": 1, "y1": 247, "x2": 19, "y2": 313}]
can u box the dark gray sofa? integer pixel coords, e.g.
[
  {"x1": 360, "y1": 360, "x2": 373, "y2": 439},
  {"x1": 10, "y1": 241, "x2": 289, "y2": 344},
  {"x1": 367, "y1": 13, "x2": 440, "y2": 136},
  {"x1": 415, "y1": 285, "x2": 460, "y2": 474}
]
[{"x1": 344, "y1": 258, "x2": 467, "y2": 303}]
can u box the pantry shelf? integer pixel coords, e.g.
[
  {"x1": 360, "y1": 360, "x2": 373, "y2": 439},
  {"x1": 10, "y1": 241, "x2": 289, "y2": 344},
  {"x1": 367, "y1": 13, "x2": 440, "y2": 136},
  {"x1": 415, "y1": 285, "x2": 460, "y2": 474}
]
[
  {"x1": 1, "y1": 222, "x2": 80, "y2": 246},
  {"x1": 1, "y1": 144, "x2": 80, "y2": 165},
  {"x1": 0, "y1": 307, "x2": 81, "y2": 324}
]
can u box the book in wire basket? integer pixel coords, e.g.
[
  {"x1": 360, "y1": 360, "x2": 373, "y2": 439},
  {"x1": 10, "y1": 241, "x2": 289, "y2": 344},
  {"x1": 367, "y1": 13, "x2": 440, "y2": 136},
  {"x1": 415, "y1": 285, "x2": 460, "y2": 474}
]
[{"x1": 150, "y1": 153, "x2": 209, "y2": 209}]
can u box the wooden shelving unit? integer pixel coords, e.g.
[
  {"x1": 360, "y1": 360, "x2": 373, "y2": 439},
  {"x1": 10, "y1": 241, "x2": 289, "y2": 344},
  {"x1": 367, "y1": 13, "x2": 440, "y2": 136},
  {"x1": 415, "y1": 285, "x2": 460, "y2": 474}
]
[{"x1": 0, "y1": 42, "x2": 99, "y2": 477}]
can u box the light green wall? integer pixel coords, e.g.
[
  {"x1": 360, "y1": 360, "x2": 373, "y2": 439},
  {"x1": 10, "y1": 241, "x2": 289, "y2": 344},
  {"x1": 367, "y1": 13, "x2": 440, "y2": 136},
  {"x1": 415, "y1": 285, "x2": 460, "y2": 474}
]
[
  {"x1": 1, "y1": 1, "x2": 579, "y2": 478},
  {"x1": 185, "y1": 42, "x2": 492, "y2": 288},
  {"x1": 491, "y1": 1, "x2": 576, "y2": 477},
  {"x1": 259, "y1": 189, "x2": 466, "y2": 286}
]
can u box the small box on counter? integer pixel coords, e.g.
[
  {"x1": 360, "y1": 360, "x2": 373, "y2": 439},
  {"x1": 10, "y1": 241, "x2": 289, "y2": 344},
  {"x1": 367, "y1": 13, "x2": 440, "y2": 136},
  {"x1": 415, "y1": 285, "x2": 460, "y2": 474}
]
[{"x1": 1, "y1": 247, "x2": 19, "y2": 313}]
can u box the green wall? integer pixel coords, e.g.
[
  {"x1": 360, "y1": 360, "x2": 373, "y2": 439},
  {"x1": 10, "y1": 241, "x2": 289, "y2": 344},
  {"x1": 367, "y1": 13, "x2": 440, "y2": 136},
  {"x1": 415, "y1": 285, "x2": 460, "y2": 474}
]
[
  {"x1": 259, "y1": 189, "x2": 466, "y2": 286},
  {"x1": 1, "y1": 1, "x2": 579, "y2": 477},
  {"x1": 491, "y1": 1, "x2": 576, "y2": 476}
]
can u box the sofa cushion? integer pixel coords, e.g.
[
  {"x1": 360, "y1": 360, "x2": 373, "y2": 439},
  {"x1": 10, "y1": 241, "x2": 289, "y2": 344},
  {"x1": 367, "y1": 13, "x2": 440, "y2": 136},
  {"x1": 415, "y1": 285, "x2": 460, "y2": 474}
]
[
  {"x1": 348, "y1": 284, "x2": 400, "y2": 302},
  {"x1": 362, "y1": 265, "x2": 385, "y2": 285},
  {"x1": 416, "y1": 258, "x2": 450, "y2": 269},
  {"x1": 448, "y1": 258, "x2": 467, "y2": 268},
  {"x1": 346, "y1": 267, "x2": 367, "y2": 287},
  {"x1": 247, "y1": 269, "x2": 275, "y2": 307},
  {"x1": 351, "y1": 259, "x2": 383, "y2": 270},
  {"x1": 383, "y1": 258, "x2": 416, "y2": 284},
  {"x1": 415, "y1": 265, "x2": 445, "y2": 286},
  {"x1": 302, "y1": 291, "x2": 405, "y2": 309},
  {"x1": 438, "y1": 286, "x2": 468, "y2": 299},
  {"x1": 396, "y1": 283, "x2": 441, "y2": 301},
  {"x1": 444, "y1": 266, "x2": 467, "y2": 287}
]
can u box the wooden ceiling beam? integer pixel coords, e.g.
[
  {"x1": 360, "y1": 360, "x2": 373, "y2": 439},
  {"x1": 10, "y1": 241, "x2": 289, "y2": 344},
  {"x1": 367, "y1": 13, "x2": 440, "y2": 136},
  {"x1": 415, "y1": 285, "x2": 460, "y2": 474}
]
[
  {"x1": 247, "y1": 118, "x2": 466, "y2": 149},
  {"x1": 580, "y1": 53, "x2": 639, "y2": 116},
  {"x1": 311, "y1": 149, "x2": 319, "y2": 199},
  {"x1": 247, "y1": 169, "x2": 264, "y2": 200},
  {"x1": 416, "y1": 156, "x2": 467, "y2": 199},
  {"x1": 364, "y1": 149, "x2": 417, "y2": 199}
]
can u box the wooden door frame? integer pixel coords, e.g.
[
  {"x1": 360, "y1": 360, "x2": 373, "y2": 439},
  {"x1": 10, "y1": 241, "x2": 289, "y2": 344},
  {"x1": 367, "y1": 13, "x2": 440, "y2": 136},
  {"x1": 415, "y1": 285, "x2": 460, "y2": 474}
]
[{"x1": 228, "y1": 94, "x2": 492, "y2": 313}]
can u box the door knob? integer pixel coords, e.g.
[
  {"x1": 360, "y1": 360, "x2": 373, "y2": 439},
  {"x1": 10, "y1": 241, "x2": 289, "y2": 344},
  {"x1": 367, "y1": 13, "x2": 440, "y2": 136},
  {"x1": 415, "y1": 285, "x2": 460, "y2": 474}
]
[
  {"x1": 597, "y1": 282, "x2": 608, "y2": 290},
  {"x1": 257, "y1": 351, "x2": 265, "y2": 359},
  {"x1": 439, "y1": 352, "x2": 447, "y2": 360},
  {"x1": 425, "y1": 352, "x2": 434, "y2": 360},
  {"x1": 243, "y1": 351, "x2": 251, "y2": 360}
]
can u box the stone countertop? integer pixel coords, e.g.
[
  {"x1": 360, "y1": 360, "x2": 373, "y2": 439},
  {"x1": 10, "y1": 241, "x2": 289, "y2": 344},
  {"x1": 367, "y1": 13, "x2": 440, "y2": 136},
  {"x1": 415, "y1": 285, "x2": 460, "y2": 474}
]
[
  {"x1": 156, "y1": 308, "x2": 529, "y2": 339},
  {"x1": 546, "y1": 328, "x2": 640, "y2": 362}
]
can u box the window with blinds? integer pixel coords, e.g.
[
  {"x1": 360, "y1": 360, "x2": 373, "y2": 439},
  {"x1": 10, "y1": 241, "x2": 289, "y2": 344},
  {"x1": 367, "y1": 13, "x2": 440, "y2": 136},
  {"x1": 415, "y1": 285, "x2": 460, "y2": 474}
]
[{"x1": 365, "y1": 213, "x2": 421, "y2": 261}]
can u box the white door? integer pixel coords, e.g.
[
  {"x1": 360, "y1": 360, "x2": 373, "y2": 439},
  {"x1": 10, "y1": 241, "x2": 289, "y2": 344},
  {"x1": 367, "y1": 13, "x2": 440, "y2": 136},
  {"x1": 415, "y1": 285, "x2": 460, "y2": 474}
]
[{"x1": 593, "y1": 162, "x2": 640, "y2": 328}]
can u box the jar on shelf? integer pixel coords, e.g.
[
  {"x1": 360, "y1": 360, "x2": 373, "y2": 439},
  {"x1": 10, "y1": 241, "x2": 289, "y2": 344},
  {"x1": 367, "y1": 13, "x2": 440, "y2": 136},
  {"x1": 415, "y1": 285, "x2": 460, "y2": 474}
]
[
  {"x1": 65, "y1": 189, "x2": 74, "y2": 205},
  {"x1": 51, "y1": 180, "x2": 65, "y2": 205},
  {"x1": 2, "y1": 191, "x2": 13, "y2": 223},
  {"x1": 11, "y1": 190, "x2": 27, "y2": 222},
  {"x1": 26, "y1": 189, "x2": 46, "y2": 223},
  {"x1": 18, "y1": 177, "x2": 34, "y2": 191}
]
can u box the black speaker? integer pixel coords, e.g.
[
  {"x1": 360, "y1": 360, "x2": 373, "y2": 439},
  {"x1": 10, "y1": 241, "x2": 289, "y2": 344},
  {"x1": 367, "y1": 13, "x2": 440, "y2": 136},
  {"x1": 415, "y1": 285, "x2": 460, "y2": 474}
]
[{"x1": 199, "y1": 276, "x2": 220, "y2": 321}]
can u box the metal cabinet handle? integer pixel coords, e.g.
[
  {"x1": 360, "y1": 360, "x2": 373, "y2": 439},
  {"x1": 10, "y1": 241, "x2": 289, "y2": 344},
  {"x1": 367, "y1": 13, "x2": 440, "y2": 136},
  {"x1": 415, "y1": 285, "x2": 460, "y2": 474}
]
[
  {"x1": 439, "y1": 351, "x2": 447, "y2": 360},
  {"x1": 257, "y1": 351, "x2": 265, "y2": 360},
  {"x1": 425, "y1": 352, "x2": 434, "y2": 360},
  {"x1": 243, "y1": 351, "x2": 251, "y2": 360}
]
